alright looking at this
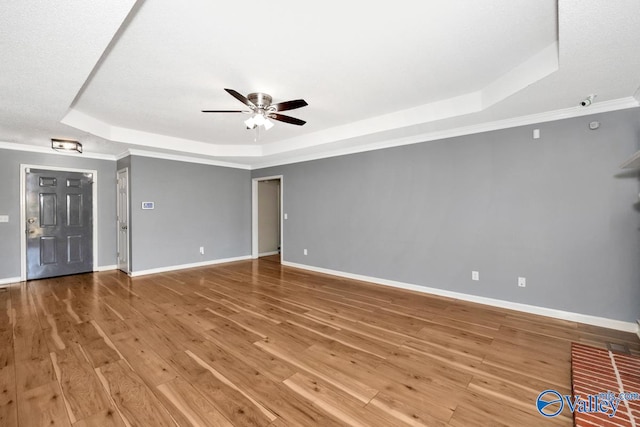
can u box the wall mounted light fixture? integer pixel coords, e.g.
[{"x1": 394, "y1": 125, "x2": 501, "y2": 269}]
[{"x1": 51, "y1": 138, "x2": 82, "y2": 153}]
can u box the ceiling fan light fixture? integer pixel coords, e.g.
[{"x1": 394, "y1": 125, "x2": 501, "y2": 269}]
[
  {"x1": 245, "y1": 113, "x2": 274, "y2": 131},
  {"x1": 263, "y1": 118, "x2": 274, "y2": 130},
  {"x1": 244, "y1": 116, "x2": 256, "y2": 129},
  {"x1": 51, "y1": 138, "x2": 82, "y2": 153},
  {"x1": 253, "y1": 114, "x2": 267, "y2": 126}
]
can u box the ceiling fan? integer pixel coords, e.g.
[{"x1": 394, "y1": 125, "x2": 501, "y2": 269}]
[{"x1": 202, "y1": 88, "x2": 308, "y2": 131}]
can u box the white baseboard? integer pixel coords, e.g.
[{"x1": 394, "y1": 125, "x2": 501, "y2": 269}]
[
  {"x1": 259, "y1": 251, "x2": 280, "y2": 257},
  {"x1": 96, "y1": 265, "x2": 117, "y2": 272},
  {"x1": 637, "y1": 320, "x2": 640, "y2": 341},
  {"x1": 0, "y1": 276, "x2": 21, "y2": 287},
  {"x1": 282, "y1": 261, "x2": 640, "y2": 334},
  {"x1": 129, "y1": 255, "x2": 252, "y2": 277}
]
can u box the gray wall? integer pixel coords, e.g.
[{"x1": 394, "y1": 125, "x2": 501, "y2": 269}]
[
  {"x1": 254, "y1": 108, "x2": 640, "y2": 322},
  {"x1": 0, "y1": 149, "x2": 117, "y2": 278},
  {"x1": 128, "y1": 156, "x2": 251, "y2": 272}
]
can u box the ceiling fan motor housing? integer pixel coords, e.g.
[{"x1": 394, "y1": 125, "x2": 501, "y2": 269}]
[{"x1": 247, "y1": 93, "x2": 272, "y2": 109}]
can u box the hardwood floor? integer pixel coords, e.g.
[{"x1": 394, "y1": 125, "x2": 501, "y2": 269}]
[{"x1": 1, "y1": 259, "x2": 638, "y2": 426}]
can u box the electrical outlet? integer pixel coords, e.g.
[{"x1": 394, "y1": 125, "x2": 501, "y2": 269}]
[
  {"x1": 284, "y1": 213, "x2": 288, "y2": 219},
  {"x1": 518, "y1": 277, "x2": 526, "y2": 287},
  {"x1": 199, "y1": 246, "x2": 205, "y2": 255},
  {"x1": 472, "y1": 271, "x2": 479, "y2": 281},
  {"x1": 303, "y1": 249, "x2": 308, "y2": 256}
]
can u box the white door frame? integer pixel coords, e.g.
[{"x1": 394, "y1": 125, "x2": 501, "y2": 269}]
[
  {"x1": 252, "y1": 175, "x2": 283, "y2": 259},
  {"x1": 20, "y1": 164, "x2": 99, "y2": 281},
  {"x1": 116, "y1": 167, "x2": 130, "y2": 273}
]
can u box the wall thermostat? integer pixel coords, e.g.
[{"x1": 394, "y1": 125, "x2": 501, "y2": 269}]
[
  {"x1": 589, "y1": 121, "x2": 600, "y2": 130},
  {"x1": 141, "y1": 202, "x2": 155, "y2": 210}
]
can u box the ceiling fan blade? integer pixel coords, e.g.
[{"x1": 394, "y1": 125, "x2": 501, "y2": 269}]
[
  {"x1": 270, "y1": 99, "x2": 308, "y2": 112},
  {"x1": 224, "y1": 88, "x2": 255, "y2": 109},
  {"x1": 269, "y1": 113, "x2": 306, "y2": 126},
  {"x1": 201, "y1": 110, "x2": 249, "y2": 113}
]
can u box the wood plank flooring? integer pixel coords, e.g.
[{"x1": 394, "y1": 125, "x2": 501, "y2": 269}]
[{"x1": 1, "y1": 258, "x2": 638, "y2": 426}]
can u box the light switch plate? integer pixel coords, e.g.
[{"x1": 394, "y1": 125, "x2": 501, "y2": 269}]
[{"x1": 0, "y1": 215, "x2": 8, "y2": 223}]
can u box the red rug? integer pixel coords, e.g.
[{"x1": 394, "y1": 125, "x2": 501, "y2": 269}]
[{"x1": 571, "y1": 343, "x2": 640, "y2": 427}]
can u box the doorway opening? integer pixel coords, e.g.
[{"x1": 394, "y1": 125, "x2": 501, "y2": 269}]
[
  {"x1": 20, "y1": 164, "x2": 98, "y2": 281},
  {"x1": 252, "y1": 175, "x2": 283, "y2": 262}
]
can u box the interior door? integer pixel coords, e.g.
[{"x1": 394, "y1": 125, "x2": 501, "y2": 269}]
[
  {"x1": 26, "y1": 169, "x2": 93, "y2": 280},
  {"x1": 116, "y1": 168, "x2": 129, "y2": 272},
  {"x1": 258, "y1": 179, "x2": 281, "y2": 257}
]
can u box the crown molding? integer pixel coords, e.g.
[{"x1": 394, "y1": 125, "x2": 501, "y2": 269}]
[
  {"x1": 251, "y1": 97, "x2": 640, "y2": 169},
  {"x1": 4, "y1": 97, "x2": 638, "y2": 171},
  {"x1": 62, "y1": 108, "x2": 261, "y2": 158},
  {"x1": 118, "y1": 148, "x2": 252, "y2": 170},
  {"x1": 0, "y1": 141, "x2": 116, "y2": 161}
]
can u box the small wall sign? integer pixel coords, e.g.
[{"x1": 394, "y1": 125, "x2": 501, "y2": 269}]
[{"x1": 141, "y1": 202, "x2": 155, "y2": 210}]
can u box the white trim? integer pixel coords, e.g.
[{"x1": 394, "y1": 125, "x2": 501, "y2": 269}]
[
  {"x1": 252, "y1": 180, "x2": 258, "y2": 258},
  {"x1": 637, "y1": 320, "x2": 640, "y2": 341},
  {"x1": 115, "y1": 150, "x2": 130, "y2": 161},
  {"x1": 259, "y1": 251, "x2": 280, "y2": 257},
  {"x1": 281, "y1": 261, "x2": 640, "y2": 334},
  {"x1": 116, "y1": 167, "x2": 130, "y2": 273},
  {"x1": 129, "y1": 255, "x2": 252, "y2": 277},
  {"x1": 62, "y1": 108, "x2": 262, "y2": 158},
  {"x1": 0, "y1": 141, "x2": 115, "y2": 161},
  {"x1": 20, "y1": 164, "x2": 100, "y2": 281},
  {"x1": 117, "y1": 148, "x2": 251, "y2": 170},
  {"x1": 252, "y1": 97, "x2": 640, "y2": 169},
  {"x1": 0, "y1": 277, "x2": 21, "y2": 287},
  {"x1": 4, "y1": 99, "x2": 639, "y2": 171},
  {"x1": 252, "y1": 175, "x2": 284, "y2": 260},
  {"x1": 96, "y1": 265, "x2": 117, "y2": 272}
]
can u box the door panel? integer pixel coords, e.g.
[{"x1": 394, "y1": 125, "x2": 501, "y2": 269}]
[
  {"x1": 67, "y1": 235, "x2": 83, "y2": 263},
  {"x1": 39, "y1": 193, "x2": 57, "y2": 226},
  {"x1": 66, "y1": 194, "x2": 83, "y2": 226},
  {"x1": 26, "y1": 169, "x2": 93, "y2": 280},
  {"x1": 66, "y1": 178, "x2": 81, "y2": 187},
  {"x1": 40, "y1": 236, "x2": 57, "y2": 265}
]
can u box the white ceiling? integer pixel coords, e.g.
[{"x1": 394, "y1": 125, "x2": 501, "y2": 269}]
[{"x1": 2, "y1": 0, "x2": 639, "y2": 169}]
